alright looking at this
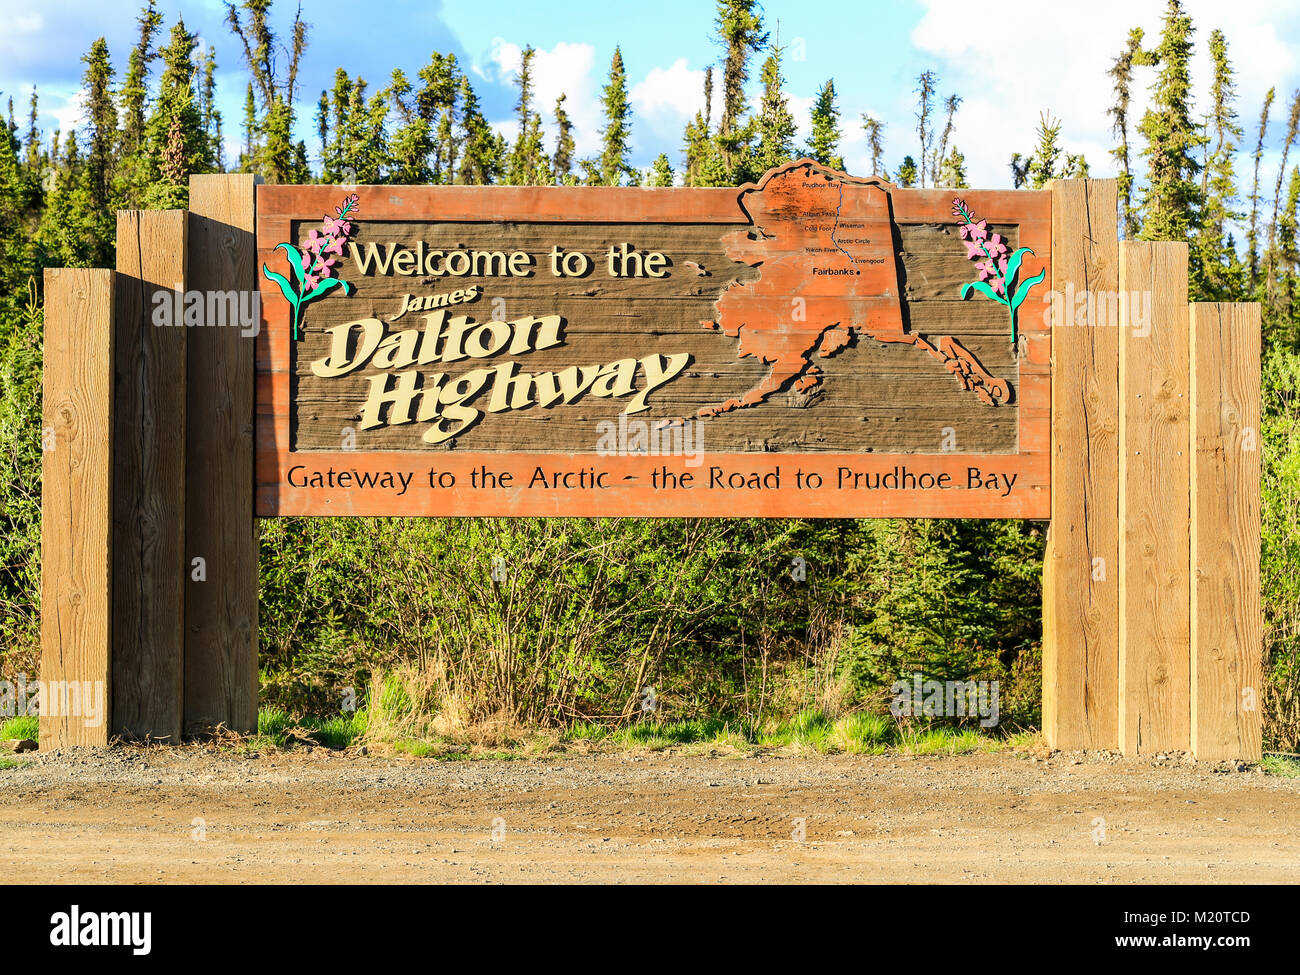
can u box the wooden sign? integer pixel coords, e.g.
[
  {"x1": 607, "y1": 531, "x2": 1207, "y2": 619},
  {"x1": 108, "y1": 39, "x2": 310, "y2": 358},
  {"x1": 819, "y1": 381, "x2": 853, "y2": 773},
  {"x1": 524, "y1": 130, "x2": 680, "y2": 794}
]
[
  {"x1": 41, "y1": 173, "x2": 1263, "y2": 758},
  {"x1": 255, "y1": 160, "x2": 1050, "y2": 518}
]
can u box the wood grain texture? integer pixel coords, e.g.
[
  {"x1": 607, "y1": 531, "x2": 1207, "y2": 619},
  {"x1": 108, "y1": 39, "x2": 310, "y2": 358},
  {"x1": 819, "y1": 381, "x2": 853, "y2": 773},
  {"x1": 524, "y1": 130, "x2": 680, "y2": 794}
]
[
  {"x1": 1043, "y1": 179, "x2": 1120, "y2": 751},
  {"x1": 284, "y1": 221, "x2": 1016, "y2": 454},
  {"x1": 1118, "y1": 241, "x2": 1190, "y2": 755},
  {"x1": 255, "y1": 167, "x2": 1050, "y2": 518},
  {"x1": 113, "y1": 211, "x2": 187, "y2": 741},
  {"x1": 1190, "y1": 303, "x2": 1262, "y2": 760},
  {"x1": 186, "y1": 174, "x2": 259, "y2": 734},
  {"x1": 41, "y1": 269, "x2": 115, "y2": 748}
]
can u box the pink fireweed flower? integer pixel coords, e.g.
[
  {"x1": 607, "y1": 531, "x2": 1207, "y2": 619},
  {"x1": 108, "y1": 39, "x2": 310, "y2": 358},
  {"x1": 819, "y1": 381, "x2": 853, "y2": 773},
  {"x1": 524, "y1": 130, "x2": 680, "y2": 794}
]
[
  {"x1": 298, "y1": 195, "x2": 359, "y2": 291},
  {"x1": 301, "y1": 253, "x2": 336, "y2": 279},
  {"x1": 269, "y1": 192, "x2": 362, "y2": 343},
  {"x1": 953, "y1": 194, "x2": 1045, "y2": 352}
]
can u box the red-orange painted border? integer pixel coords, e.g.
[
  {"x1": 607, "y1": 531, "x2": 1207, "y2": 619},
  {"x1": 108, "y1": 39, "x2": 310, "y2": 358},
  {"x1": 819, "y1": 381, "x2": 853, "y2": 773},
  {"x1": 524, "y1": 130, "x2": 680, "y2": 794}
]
[{"x1": 255, "y1": 176, "x2": 1051, "y2": 519}]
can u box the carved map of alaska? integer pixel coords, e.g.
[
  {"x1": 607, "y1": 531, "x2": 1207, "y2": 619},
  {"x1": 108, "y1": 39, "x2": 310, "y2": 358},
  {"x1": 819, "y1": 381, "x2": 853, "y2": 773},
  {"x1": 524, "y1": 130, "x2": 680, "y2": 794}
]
[{"x1": 700, "y1": 160, "x2": 1010, "y2": 416}]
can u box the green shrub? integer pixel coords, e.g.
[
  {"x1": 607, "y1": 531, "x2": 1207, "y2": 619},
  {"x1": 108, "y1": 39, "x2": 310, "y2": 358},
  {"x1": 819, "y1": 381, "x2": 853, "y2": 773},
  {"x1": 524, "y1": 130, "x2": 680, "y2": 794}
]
[{"x1": 1263, "y1": 347, "x2": 1300, "y2": 749}]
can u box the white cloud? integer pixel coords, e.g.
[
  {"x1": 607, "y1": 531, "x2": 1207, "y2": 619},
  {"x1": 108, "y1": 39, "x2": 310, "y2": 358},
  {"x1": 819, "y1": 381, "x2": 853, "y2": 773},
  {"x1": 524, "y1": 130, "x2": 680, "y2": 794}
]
[
  {"x1": 910, "y1": 0, "x2": 1300, "y2": 186},
  {"x1": 48, "y1": 89, "x2": 86, "y2": 138},
  {"x1": 630, "y1": 57, "x2": 706, "y2": 149},
  {"x1": 485, "y1": 38, "x2": 603, "y2": 160},
  {"x1": 788, "y1": 92, "x2": 816, "y2": 147}
]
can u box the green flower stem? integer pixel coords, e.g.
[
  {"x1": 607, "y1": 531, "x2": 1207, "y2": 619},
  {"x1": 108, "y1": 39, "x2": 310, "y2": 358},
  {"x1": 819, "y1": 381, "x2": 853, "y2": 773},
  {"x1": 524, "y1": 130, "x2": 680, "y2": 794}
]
[
  {"x1": 294, "y1": 199, "x2": 357, "y2": 340},
  {"x1": 956, "y1": 200, "x2": 1019, "y2": 352}
]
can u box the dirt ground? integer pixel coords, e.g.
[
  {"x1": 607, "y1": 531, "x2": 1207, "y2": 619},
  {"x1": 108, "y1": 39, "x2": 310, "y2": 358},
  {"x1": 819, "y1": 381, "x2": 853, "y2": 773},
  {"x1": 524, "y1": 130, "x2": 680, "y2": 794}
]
[{"x1": 2, "y1": 744, "x2": 1298, "y2": 884}]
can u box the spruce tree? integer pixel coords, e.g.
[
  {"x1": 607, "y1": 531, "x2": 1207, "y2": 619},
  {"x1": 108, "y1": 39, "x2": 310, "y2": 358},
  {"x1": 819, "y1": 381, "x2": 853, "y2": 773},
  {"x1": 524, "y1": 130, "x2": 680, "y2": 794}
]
[
  {"x1": 1247, "y1": 88, "x2": 1274, "y2": 293},
  {"x1": 1193, "y1": 29, "x2": 1244, "y2": 300},
  {"x1": 649, "y1": 153, "x2": 674, "y2": 187},
  {"x1": 37, "y1": 133, "x2": 100, "y2": 268},
  {"x1": 240, "y1": 83, "x2": 257, "y2": 171},
  {"x1": 1267, "y1": 89, "x2": 1300, "y2": 300},
  {"x1": 595, "y1": 47, "x2": 632, "y2": 186},
  {"x1": 315, "y1": 88, "x2": 330, "y2": 170},
  {"x1": 933, "y1": 94, "x2": 961, "y2": 185},
  {"x1": 895, "y1": 155, "x2": 918, "y2": 188},
  {"x1": 1136, "y1": 0, "x2": 1204, "y2": 242},
  {"x1": 0, "y1": 108, "x2": 34, "y2": 290},
  {"x1": 1108, "y1": 28, "x2": 1154, "y2": 238},
  {"x1": 914, "y1": 70, "x2": 937, "y2": 188},
  {"x1": 1027, "y1": 112, "x2": 1062, "y2": 188},
  {"x1": 225, "y1": 0, "x2": 310, "y2": 183},
  {"x1": 1012, "y1": 113, "x2": 1089, "y2": 188},
  {"x1": 80, "y1": 43, "x2": 116, "y2": 198},
  {"x1": 553, "y1": 94, "x2": 575, "y2": 183},
  {"x1": 862, "y1": 116, "x2": 885, "y2": 178},
  {"x1": 457, "y1": 74, "x2": 504, "y2": 185},
  {"x1": 199, "y1": 45, "x2": 223, "y2": 170},
  {"x1": 416, "y1": 52, "x2": 461, "y2": 184},
  {"x1": 22, "y1": 90, "x2": 39, "y2": 173},
  {"x1": 506, "y1": 47, "x2": 551, "y2": 186},
  {"x1": 806, "y1": 79, "x2": 844, "y2": 170},
  {"x1": 78, "y1": 38, "x2": 116, "y2": 262},
  {"x1": 119, "y1": 0, "x2": 162, "y2": 154},
  {"x1": 1275, "y1": 166, "x2": 1300, "y2": 327},
  {"x1": 141, "y1": 18, "x2": 210, "y2": 208},
  {"x1": 937, "y1": 146, "x2": 968, "y2": 189},
  {"x1": 682, "y1": 67, "x2": 713, "y2": 187},
  {"x1": 388, "y1": 69, "x2": 434, "y2": 184},
  {"x1": 325, "y1": 72, "x2": 389, "y2": 183},
  {"x1": 714, "y1": 0, "x2": 766, "y2": 175},
  {"x1": 753, "y1": 43, "x2": 795, "y2": 174}
]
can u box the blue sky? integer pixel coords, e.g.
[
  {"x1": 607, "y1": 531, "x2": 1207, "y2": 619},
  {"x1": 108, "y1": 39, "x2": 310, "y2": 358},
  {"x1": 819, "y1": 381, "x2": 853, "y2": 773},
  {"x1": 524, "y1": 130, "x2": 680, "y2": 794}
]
[{"x1": 2, "y1": 0, "x2": 1299, "y2": 190}]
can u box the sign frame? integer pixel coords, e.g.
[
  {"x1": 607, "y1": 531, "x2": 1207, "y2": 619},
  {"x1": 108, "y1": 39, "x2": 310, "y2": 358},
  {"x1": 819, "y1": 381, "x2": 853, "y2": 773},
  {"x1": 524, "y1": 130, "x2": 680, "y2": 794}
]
[{"x1": 254, "y1": 166, "x2": 1052, "y2": 519}]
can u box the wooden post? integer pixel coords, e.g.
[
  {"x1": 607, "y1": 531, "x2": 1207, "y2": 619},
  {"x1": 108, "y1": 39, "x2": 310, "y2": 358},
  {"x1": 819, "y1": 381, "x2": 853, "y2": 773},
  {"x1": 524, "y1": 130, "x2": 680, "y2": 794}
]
[
  {"x1": 185, "y1": 174, "x2": 259, "y2": 734},
  {"x1": 41, "y1": 269, "x2": 115, "y2": 748},
  {"x1": 112, "y1": 210, "x2": 188, "y2": 740},
  {"x1": 1043, "y1": 179, "x2": 1120, "y2": 750},
  {"x1": 1190, "y1": 303, "x2": 1262, "y2": 760},
  {"x1": 1118, "y1": 241, "x2": 1190, "y2": 755}
]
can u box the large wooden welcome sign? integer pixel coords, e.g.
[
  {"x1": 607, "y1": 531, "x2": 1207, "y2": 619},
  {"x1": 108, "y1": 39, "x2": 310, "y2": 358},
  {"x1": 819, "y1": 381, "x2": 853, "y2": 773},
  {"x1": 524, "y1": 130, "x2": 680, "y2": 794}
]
[
  {"x1": 41, "y1": 171, "x2": 1263, "y2": 761},
  {"x1": 255, "y1": 160, "x2": 1051, "y2": 518}
]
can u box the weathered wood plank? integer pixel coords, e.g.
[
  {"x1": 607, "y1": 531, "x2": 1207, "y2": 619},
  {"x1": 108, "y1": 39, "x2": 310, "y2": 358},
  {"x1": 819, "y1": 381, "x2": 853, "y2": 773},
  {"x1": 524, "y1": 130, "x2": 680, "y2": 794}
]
[
  {"x1": 1118, "y1": 241, "x2": 1190, "y2": 755},
  {"x1": 1190, "y1": 303, "x2": 1262, "y2": 760},
  {"x1": 255, "y1": 177, "x2": 1049, "y2": 228},
  {"x1": 186, "y1": 174, "x2": 259, "y2": 734},
  {"x1": 1043, "y1": 179, "x2": 1120, "y2": 751},
  {"x1": 113, "y1": 210, "x2": 187, "y2": 741},
  {"x1": 41, "y1": 269, "x2": 115, "y2": 748},
  {"x1": 284, "y1": 216, "x2": 1024, "y2": 454}
]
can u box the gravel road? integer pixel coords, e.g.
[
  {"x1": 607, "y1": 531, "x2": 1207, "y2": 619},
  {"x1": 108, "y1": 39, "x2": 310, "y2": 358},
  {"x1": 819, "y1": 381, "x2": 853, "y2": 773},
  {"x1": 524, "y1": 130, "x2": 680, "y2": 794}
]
[{"x1": 3, "y1": 745, "x2": 1297, "y2": 883}]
